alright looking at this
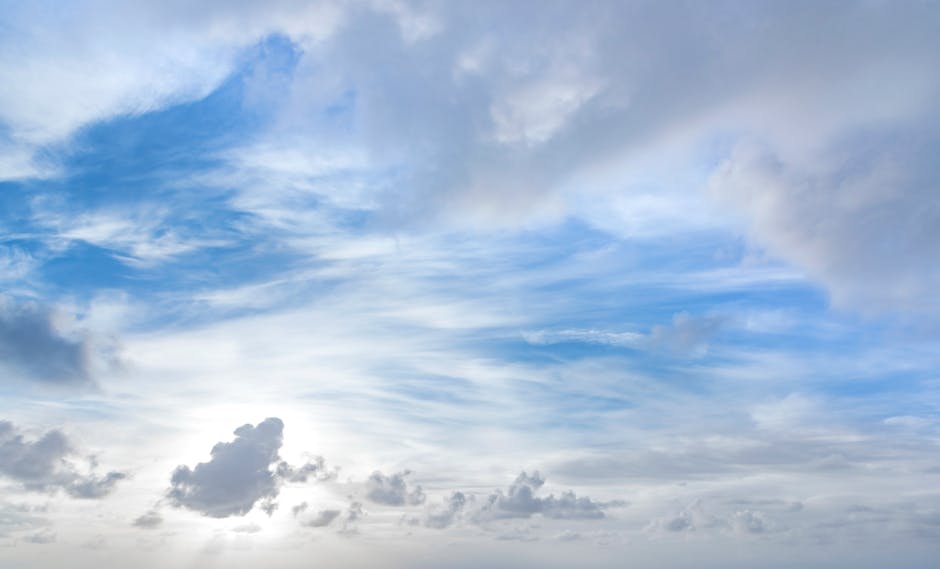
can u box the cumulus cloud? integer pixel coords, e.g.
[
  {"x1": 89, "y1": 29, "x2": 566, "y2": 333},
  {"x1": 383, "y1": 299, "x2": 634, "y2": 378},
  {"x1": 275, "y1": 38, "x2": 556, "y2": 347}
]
[
  {"x1": 365, "y1": 470, "x2": 426, "y2": 506},
  {"x1": 276, "y1": 455, "x2": 337, "y2": 483},
  {"x1": 167, "y1": 417, "x2": 332, "y2": 518},
  {"x1": 167, "y1": 417, "x2": 286, "y2": 518},
  {"x1": 648, "y1": 501, "x2": 779, "y2": 537},
  {"x1": 0, "y1": 297, "x2": 111, "y2": 386},
  {"x1": 0, "y1": 421, "x2": 125, "y2": 498},
  {"x1": 476, "y1": 472, "x2": 617, "y2": 521},
  {"x1": 424, "y1": 491, "x2": 467, "y2": 529}
]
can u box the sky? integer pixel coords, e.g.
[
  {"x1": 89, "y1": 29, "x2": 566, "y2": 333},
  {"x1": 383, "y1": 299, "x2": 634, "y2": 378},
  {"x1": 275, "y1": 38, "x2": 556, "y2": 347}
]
[{"x1": 1, "y1": 1, "x2": 939, "y2": 567}]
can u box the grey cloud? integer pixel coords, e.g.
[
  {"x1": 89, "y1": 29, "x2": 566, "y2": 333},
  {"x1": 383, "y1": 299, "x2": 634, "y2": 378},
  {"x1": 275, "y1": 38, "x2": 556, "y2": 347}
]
[
  {"x1": 366, "y1": 470, "x2": 426, "y2": 506},
  {"x1": 649, "y1": 501, "x2": 730, "y2": 534},
  {"x1": 650, "y1": 501, "x2": 783, "y2": 538},
  {"x1": 0, "y1": 503, "x2": 49, "y2": 539},
  {"x1": 0, "y1": 420, "x2": 125, "y2": 498},
  {"x1": 291, "y1": 502, "x2": 308, "y2": 517},
  {"x1": 424, "y1": 491, "x2": 467, "y2": 529},
  {"x1": 167, "y1": 417, "x2": 332, "y2": 518},
  {"x1": 710, "y1": 130, "x2": 940, "y2": 314},
  {"x1": 132, "y1": 510, "x2": 163, "y2": 529},
  {"x1": 0, "y1": 297, "x2": 107, "y2": 386},
  {"x1": 224, "y1": 1, "x2": 939, "y2": 316},
  {"x1": 476, "y1": 471, "x2": 616, "y2": 521},
  {"x1": 303, "y1": 509, "x2": 341, "y2": 528},
  {"x1": 23, "y1": 530, "x2": 56, "y2": 544},
  {"x1": 276, "y1": 455, "x2": 337, "y2": 483},
  {"x1": 167, "y1": 417, "x2": 285, "y2": 518}
]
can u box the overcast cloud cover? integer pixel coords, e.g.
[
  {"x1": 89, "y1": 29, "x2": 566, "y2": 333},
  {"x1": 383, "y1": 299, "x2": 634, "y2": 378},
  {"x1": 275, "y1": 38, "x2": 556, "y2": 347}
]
[{"x1": 1, "y1": 1, "x2": 939, "y2": 568}]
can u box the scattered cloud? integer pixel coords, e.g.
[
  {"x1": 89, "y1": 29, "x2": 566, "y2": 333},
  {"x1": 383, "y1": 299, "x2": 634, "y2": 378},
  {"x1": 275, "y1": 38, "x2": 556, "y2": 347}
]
[
  {"x1": 0, "y1": 420, "x2": 125, "y2": 499},
  {"x1": 366, "y1": 470, "x2": 426, "y2": 506},
  {"x1": 476, "y1": 472, "x2": 618, "y2": 521}
]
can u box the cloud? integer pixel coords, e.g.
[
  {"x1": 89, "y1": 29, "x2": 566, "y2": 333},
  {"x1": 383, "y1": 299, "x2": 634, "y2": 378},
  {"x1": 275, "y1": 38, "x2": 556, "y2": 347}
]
[
  {"x1": 302, "y1": 509, "x2": 342, "y2": 528},
  {"x1": 649, "y1": 312, "x2": 723, "y2": 356},
  {"x1": 276, "y1": 455, "x2": 337, "y2": 483},
  {"x1": 476, "y1": 472, "x2": 617, "y2": 521},
  {"x1": 0, "y1": 297, "x2": 104, "y2": 386},
  {"x1": 167, "y1": 417, "x2": 286, "y2": 518},
  {"x1": 648, "y1": 501, "x2": 779, "y2": 537},
  {"x1": 424, "y1": 491, "x2": 467, "y2": 529},
  {"x1": 365, "y1": 470, "x2": 426, "y2": 506},
  {"x1": 0, "y1": 503, "x2": 49, "y2": 539},
  {"x1": 710, "y1": 133, "x2": 940, "y2": 314},
  {"x1": 522, "y1": 312, "x2": 722, "y2": 355},
  {"x1": 0, "y1": 420, "x2": 125, "y2": 498},
  {"x1": 132, "y1": 510, "x2": 163, "y2": 529}
]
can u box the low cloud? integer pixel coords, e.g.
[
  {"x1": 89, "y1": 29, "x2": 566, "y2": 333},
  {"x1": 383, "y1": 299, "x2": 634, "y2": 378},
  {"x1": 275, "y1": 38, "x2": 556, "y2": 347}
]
[
  {"x1": 424, "y1": 491, "x2": 467, "y2": 529},
  {"x1": 476, "y1": 472, "x2": 618, "y2": 521},
  {"x1": 132, "y1": 510, "x2": 163, "y2": 529},
  {"x1": 303, "y1": 509, "x2": 342, "y2": 528},
  {"x1": 168, "y1": 417, "x2": 285, "y2": 518},
  {"x1": 366, "y1": 470, "x2": 426, "y2": 506},
  {"x1": 0, "y1": 420, "x2": 125, "y2": 499},
  {"x1": 167, "y1": 417, "x2": 332, "y2": 518}
]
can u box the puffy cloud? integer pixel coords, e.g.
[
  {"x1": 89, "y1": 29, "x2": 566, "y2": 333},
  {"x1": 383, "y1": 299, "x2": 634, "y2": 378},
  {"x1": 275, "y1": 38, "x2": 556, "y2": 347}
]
[
  {"x1": 0, "y1": 420, "x2": 126, "y2": 499},
  {"x1": 476, "y1": 472, "x2": 617, "y2": 521},
  {"x1": 0, "y1": 297, "x2": 110, "y2": 386},
  {"x1": 365, "y1": 470, "x2": 426, "y2": 506},
  {"x1": 276, "y1": 455, "x2": 337, "y2": 483},
  {"x1": 648, "y1": 501, "x2": 779, "y2": 537},
  {"x1": 167, "y1": 417, "x2": 332, "y2": 518},
  {"x1": 424, "y1": 491, "x2": 467, "y2": 529},
  {"x1": 167, "y1": 417, "x2": 285, "y2": 518}
]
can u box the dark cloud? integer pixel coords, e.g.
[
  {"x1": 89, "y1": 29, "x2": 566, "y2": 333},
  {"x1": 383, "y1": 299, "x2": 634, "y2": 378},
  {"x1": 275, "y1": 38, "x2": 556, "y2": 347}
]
[
  {"x1": 366, "y1": 470, "x2": 426, "y2": 506},
  {"x1": 167, "y1": 417, "x2": 285, "y2": 518},
  {"x1": 0, "y1": 297, "x2": 104, "y2": 386},
  {"x1": 0, "y1": 420, "x2": 125, "y2": 498},
  {"x1": 476, "y1": 472, "x2": 617, "y2": 521}
]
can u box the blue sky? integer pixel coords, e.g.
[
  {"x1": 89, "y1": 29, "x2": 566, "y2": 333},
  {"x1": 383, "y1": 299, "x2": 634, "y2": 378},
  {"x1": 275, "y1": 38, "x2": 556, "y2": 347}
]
[{"x1": 1, "y1": 2, "x2": 939, "y2": 568}]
